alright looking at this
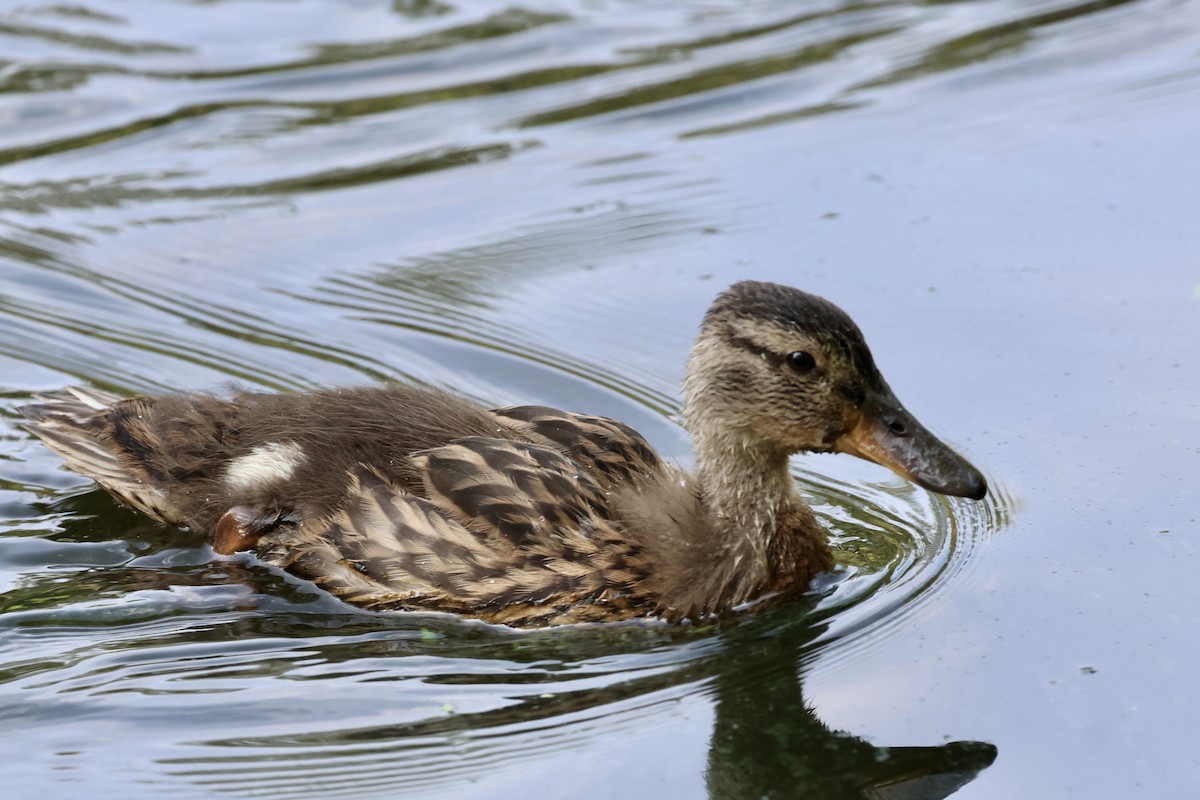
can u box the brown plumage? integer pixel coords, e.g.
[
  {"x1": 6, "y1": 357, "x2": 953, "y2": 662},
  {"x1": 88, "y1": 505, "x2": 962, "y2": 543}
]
[{"x1": 20, "y1": 281, "x2": 987, "y2": 626}]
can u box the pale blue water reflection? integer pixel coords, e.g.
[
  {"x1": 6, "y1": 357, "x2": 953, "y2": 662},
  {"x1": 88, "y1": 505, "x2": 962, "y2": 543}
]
[{"x1": 2, "y1": 1, "x2": 1198, "y2": 798}]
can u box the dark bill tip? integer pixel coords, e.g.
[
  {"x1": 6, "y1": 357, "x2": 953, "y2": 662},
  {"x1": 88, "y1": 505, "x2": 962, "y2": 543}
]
[
  {"x1": 912, "y1": 460, "x2": 988, "y2": 501},
  {"x1": 835, "y1": 391, "x2": 988, "y2": 501}
]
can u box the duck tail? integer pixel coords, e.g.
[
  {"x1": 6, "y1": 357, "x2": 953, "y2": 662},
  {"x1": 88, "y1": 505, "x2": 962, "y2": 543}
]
[{"x1": 20, "y1": 388, "x2": 182, "y2": 524}]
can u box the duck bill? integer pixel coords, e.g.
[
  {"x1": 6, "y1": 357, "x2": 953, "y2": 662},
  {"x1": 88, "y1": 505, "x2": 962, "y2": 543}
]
[{"x1": 834, "y1": 390, "x2": 988, "y2": 500}]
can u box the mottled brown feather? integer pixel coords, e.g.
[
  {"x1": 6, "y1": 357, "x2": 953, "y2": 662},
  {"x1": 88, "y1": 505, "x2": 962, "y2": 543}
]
[
  {"x1": 253, "y1": 465, "x2": 653, "y2": 625},
  {"x1": 493, "y1": 406, "x2": 666, "y2": 490}
]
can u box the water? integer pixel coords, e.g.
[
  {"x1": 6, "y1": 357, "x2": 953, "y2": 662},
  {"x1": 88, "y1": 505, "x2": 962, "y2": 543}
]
[{"x1": 2, "y1": 0, "x2": 1198, "y2": 797}]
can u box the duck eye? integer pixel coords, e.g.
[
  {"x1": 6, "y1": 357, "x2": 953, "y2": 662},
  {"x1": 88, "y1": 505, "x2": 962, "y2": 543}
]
[{"x1": 786, "y1": 351, "x2": 816, "y2": 374}]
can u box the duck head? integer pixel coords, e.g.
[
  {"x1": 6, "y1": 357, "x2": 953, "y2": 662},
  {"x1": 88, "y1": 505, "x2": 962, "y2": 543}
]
[{"x1": 683, "y1": 280, "x2": 987, "y2": 501}]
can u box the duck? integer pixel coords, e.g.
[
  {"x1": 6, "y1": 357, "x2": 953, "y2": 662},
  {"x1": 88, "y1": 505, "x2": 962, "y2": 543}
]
[{"x1": 21, "y1": 280, "x2": 986, "y2": 626}]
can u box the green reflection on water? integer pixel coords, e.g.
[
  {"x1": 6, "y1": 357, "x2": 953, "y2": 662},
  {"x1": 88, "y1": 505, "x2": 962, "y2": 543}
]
[
  {"x1": 518, "y1": 28, "x2": 899, "y2": 128},
  {"x1": 857, "y1": 0, "x2": 1141, "y2": 89}
]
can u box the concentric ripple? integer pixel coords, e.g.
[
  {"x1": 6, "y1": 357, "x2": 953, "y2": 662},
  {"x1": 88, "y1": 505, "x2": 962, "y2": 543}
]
[{"x1": 800, "y1": 462, "x2": 1010, "y2": 661}]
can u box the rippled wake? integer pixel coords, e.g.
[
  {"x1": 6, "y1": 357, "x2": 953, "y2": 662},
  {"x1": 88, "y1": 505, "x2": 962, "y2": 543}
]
[{"x1": 7, "y1": 0, "x2": 1175, "y2": 795}]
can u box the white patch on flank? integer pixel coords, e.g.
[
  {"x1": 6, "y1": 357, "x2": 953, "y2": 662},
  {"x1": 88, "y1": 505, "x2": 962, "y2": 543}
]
[{"x1": 224, "y1": 442, "x2": 306, "y2": 491}]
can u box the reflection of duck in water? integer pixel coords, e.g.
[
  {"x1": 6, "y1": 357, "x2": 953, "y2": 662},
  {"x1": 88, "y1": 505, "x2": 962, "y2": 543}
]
[
  {"x1": 705, "y1": 614, "x2": 997, "y2": 800},
  {"x1": 21, "y1": 281, "x2": 986, "y2": 625}
]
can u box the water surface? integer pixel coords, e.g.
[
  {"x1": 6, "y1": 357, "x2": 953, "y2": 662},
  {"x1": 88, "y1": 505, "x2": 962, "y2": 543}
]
[{"x1": 2, "y1": 1, "x2": 1198, "y2": 798}]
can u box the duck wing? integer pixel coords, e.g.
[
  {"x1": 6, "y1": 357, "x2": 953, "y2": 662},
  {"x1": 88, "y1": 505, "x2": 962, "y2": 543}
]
[
  {"x1": 259, "y1": 439, "x2": 653, "y2": 625},
  {"x1": 490, "y1": 406, "x2": 668, "y2": 490}
]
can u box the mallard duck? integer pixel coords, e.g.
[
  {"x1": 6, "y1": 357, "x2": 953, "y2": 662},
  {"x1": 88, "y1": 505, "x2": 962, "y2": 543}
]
[{"x1": 21, "y1": 281, "x2": 985, "y2": 626}]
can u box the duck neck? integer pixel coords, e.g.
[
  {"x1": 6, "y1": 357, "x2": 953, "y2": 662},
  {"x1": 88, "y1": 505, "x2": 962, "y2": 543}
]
[
  {"x1": 686, "y1": 429, "x2": 828, "y2": 611},
  {"x1": 694, "y1": 431, "x2": 794, "y2": 556}
]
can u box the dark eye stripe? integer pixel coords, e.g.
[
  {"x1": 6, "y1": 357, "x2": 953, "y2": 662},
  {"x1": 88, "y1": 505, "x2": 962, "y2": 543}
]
[{"x1": 726, "y1": 334, "x2": 787, "y2": 368}]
